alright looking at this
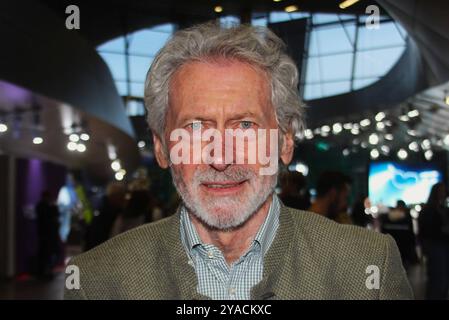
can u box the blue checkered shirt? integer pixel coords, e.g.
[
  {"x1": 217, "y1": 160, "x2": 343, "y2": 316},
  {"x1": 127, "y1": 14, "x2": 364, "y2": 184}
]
[{"x1": 180, "y1": 194, "x2": 280, "y2": 300}]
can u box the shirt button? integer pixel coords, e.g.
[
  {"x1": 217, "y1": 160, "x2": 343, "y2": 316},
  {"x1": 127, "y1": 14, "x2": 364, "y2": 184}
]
[
  {"x1": 229, "y1": 287, "x2": 236, "y2": 296},
  {"x1": 188, "y1": 260, "x2": 194, "y2": 266},
  {"x1": 207, "y1": 251, "x2": 214, "y2": 259}
]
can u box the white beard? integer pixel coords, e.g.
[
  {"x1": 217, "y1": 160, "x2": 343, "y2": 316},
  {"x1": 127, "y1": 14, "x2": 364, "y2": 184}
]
[{"x1": 171, "y1": 165, "x2": 277, "y2": 230}]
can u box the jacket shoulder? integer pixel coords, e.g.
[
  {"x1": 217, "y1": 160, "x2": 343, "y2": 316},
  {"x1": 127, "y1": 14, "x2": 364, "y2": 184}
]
[
  {"x1": 286, "y1": 206, "x2": 388, "y2": 251},
  {"x1": 65, "y1": 215, "x2": 177, "y2": 299},
  {"x1": 282, "y1": 207, "x2": 413, "y2": 299}
]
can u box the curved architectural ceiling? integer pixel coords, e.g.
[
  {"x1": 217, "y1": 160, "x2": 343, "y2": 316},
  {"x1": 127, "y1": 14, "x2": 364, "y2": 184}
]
[{"x1": 0, "y1": 1, "x2": 135, "y2": 138}]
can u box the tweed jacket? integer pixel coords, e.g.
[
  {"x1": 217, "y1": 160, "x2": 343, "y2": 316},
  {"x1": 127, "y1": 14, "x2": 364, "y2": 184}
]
[{"x1": 64, "y1": 206, "x2": 413, "y2": 300}]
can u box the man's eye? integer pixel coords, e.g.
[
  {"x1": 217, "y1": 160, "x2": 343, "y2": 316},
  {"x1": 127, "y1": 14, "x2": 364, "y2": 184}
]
[
  {"x1": 240, "y1": 121, "x2": 254, "y2": 129},
  {"x1": 190, "y1": 121, "x2": 203, "y2": 130}
]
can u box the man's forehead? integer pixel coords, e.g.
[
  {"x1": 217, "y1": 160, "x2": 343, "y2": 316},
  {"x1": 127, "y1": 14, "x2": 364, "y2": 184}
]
[{"x1": 167, "y1": 60, "x2": 272, "y2": 118}]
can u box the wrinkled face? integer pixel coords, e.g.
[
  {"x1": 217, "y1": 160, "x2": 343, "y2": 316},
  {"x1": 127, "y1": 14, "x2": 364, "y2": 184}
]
[{"x1": 153, "y1": 60, "x2": 294, "y2": 230}]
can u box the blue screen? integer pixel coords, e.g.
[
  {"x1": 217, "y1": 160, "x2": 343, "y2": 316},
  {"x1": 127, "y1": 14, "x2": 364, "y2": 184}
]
[{"x1": 369, "y1": 161, "x2": 442, "y2": 207}]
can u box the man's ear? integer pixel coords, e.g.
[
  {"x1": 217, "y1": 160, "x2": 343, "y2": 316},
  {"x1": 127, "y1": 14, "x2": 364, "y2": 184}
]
[
  {"x1": 153, "y1": 133, "x2": 169, "y2": 169},
  {"x1": 280, "y1": 131, "x2": 295, "y2": 166}
]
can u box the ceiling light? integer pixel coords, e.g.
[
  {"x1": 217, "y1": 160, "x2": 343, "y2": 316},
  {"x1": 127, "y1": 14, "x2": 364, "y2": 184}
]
[
  {"x1": 339, "y1": 0, "x2": 360, "y2": 9},
  {"x1": 67, "y1": 142, "x2": 77, "y2": 151},
  {"x1": 214, "y1": 6, "x2": 223, "y2": 13},
  {"x1": 351, "y1": 128, "x2": 360, "y2": 135},
  {"x1": 360, "y1": 119, "x2": 371, "y2": 127},
  {"x1": 0, "y1": 123, "x2": 7, "y2": 132},
  {"x1": 424, "y1": 150, "x2": 434, "y2": 161},
  {"x1": 332, "y1": 123, "x2": 343, "y2": 134},
  {"x1": 421, "y1": 139, "x2": 431, "y2": 150},
  {"x1": 342, "y1": 149, "x2": 350, "y2": 156},
  {"x1": 285, "y1": 5, "x2": 299, "y2": 12},
  {"x1": 408, "y1": 141, "x2": 419, "y2": 152},
  {"x1": 343, "y1": 123, "x2": 353, "y2": 130},
  {"x1": 397, "y1": 149, "x2": 408, "y2": 160},
  {"x1": 445, "y1": 95, "x2": 449, "y2": 106},
  {"x1": 33, "y1": 137, "x2": 43, "y2": 145},
  {"x1": 444, "y1": 134, "x2": 449, "y2": 146},
  {"x1": 138, "y1": 141, "x2": 146, "y2": 148},
  {"x1": 385, "y1": 133, "x2": 394, "y2": 141},
  {"x1": 399, "y1": 115, "x2": 410, "y2": 122},
  {"x1": 69, "y1": 133, "x2": 79, "y2": 142},
  {"x1": 361, "y1": 142, "x2": 368, "y2": 149},
  {"x1": 305, "y1": 129, "x2": 314, "y2": 139},
  {"x1": 111, "y1": 160, "x2": 121, "y2": 171},
  {"x1": 370, "y1": 149, "x2": 380, "y2": 159},
  {"x1": 76, "y1": 143, "x2": 86, "y2": 153},
  {"x1": 381, "y1": 145, "x2": 390, "y2": 155},
  {"x1": 115, "y1": 172, "x2": 124, "y2": 181},
  {"x1": 369, "y1": 133, "x2": 379, "y2": 145},
  {"x1": 407, "y1": 109, "x2": 420, "y2": 118},
  {"x1": 80, "y1": 133, "x2": 90, "y2": 141},
  {"x1": 376, "y1": 122, "x2": 385, "y2": 130},
  {"x1": 273, "y1": 0, "x2": 282, "y2": 2},
  {"x1": 321, "y1": 125, "x2": 331, "y2": 133},
  {"x1": 384, "y1": 120, "x2": 393, "y2": 127},
  {"x1": 375, "y1": 112, "x2": 386, "y2": 122},
  {"x1": 295, "y1": 162, "x2": 309, "y2": 176},
  {"x1": 407, "y1": 129, "x2": 417, "y2": 137}
]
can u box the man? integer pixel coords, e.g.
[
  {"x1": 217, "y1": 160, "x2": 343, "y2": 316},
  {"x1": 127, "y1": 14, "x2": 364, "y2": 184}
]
[
  {"x1": 65, "y1": 22, "x2": 412, "y2": 299},
  {"x1": 308, "y1": 171, "x2": 353, "y2": 224}
]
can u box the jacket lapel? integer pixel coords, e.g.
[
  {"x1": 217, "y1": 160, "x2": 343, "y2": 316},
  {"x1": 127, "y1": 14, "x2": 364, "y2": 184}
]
[
  {"x1": 163, "y1": 209, "x2": 209, "y2": 300},
  {"x1": 251, "y1": 205, "x2": 295, "y2": 299}
]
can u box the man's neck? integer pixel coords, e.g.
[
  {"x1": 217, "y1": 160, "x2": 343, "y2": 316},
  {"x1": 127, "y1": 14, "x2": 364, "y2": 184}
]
[{"x1": 189, "y1": 195, "x2": 273, "y2": 265}]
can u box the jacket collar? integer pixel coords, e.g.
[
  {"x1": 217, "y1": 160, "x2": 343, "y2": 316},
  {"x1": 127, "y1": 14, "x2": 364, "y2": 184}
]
[{"x1": 163, "y1": 204, "x2": 295, "y2": 300}]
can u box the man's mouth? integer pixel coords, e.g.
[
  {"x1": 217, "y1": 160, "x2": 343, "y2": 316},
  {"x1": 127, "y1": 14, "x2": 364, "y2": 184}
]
[{"x1": 200, "y1": 180, "x2": 247, "y2": 193}]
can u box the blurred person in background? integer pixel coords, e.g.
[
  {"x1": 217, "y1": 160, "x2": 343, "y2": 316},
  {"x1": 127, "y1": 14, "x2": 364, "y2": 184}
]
[
  {"x1": 351, "y1": 194, "x2": 373, "y2": 228},
  {"x1": 279, "y1": 170, "x2": 310, "y2": 210},
  {"x1": 381, "y1": 200, "x2": 418, "y2": 270},
  {"x1": 418, "y1": 182, "x2": 449, "y2": 299},
  {"x1": 84, "y1": 182, "x2": 127, "y2": 251},
  {"x1": 57, "y1": 173, "x2": 79, "y2": 243},
  {"x1": 308, "y1": 171, "x2": 353, "y2": 224},
  {"x1": 35, "y1": 190, "x2": 60, "y2": 279},
  {"x1": 110, "y1": 170, "x2": 161, "y2": 236}
]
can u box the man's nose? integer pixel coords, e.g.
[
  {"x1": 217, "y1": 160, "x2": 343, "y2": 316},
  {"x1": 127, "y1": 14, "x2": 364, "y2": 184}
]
[
  {"x1": 210, "y1": 158, "x2": 230, "y2": 172},
  {"x1": 209, "y1": 126, "x2": 232, "y2": 172}
]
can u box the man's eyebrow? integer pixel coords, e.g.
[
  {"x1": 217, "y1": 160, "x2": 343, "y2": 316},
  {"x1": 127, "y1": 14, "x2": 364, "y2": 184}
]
[
  {"x1": 177, "y1": 116, "x2": 213, "y2": 124},
  {"x1": 227, "y1": 111, "x2": 260, "y2": 120}
]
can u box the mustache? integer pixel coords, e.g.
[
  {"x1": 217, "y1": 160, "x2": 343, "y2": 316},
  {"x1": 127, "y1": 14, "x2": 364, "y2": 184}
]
[{"x1": 193, "y1": 166, "x2": 257, "y2": 184}]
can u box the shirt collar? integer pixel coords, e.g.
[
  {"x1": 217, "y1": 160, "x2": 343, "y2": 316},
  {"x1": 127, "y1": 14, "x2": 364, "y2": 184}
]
[{"x1": 179, "y1": 193, "x2": 281, "y2": 257}]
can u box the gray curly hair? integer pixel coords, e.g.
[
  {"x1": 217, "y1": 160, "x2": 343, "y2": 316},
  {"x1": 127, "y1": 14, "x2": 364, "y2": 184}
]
[{"x1": 144, "y1": 21, "x2": 305, "y2": 141}]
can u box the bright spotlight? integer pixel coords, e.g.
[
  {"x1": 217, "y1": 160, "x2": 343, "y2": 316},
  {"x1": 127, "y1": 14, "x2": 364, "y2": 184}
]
[
  {"x1": 33, "y1": 137, "x2": 43, "y2": 145},
  {"x1": 369, "y1": 133, "x2": 379, "y2": 145},
  {"x1": 69, "y1": 134, "x2": 79, "y2": 142},
  {"x1": 397, "y1": 149, "x2": 408, "y2": 160},
  {"x1": 67, "y1": 142, "x2": 77, "y2": 151},
  {"x1": 76, "y1": 143, "x2": 86, "y2": 153},
  {"x1": 111, "y1": 160, "x2": 121, "y2": 171}
]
